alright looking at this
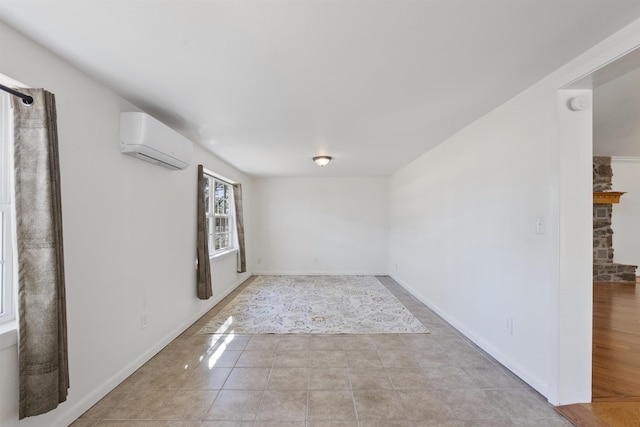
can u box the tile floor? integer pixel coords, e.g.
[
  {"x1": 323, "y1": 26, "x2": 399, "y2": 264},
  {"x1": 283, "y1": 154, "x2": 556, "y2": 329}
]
[{"x1": 71, "y1": 276, "x2": 573, "y2": 427}]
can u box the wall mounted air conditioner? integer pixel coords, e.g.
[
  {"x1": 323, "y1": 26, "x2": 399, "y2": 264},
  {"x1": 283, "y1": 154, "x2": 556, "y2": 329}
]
[{"x1": 120, "y1": 112, "x2": 193, "y2": 170}]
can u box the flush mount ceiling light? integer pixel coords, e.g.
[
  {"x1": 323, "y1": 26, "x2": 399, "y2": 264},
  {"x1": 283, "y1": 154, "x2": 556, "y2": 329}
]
[{"x1": 313, "y1": 156, "x2": 332, "y2": 167}]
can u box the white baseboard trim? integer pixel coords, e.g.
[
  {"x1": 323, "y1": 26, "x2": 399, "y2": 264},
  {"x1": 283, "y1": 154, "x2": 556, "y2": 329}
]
[
  {"x1": 251, "y1": 270, "x2": 388, "y2": 276},
  {"x1": 52, "y1": 272, "x2": 252, "y2": 427},
  {"x1": 389, "y1": 273, "x2": 551, "y2": 403}
]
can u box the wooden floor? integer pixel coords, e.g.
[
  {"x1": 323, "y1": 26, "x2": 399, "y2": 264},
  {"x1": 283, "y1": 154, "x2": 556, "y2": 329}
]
[
  {"x1": 558, "y1": 279, "x2": 640, "y2": 426},
  {"x1": 557, "y1": 397, "x2": 640, "y2": 426},
  {"x1": 593, "y1": 281, "x2": 640, "y2": 398}
]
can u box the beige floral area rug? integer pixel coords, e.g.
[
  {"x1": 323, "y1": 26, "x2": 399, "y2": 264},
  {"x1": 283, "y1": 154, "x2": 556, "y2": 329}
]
[{"x1": 197, "y1": 275, "x2": 429, "y2": 334}]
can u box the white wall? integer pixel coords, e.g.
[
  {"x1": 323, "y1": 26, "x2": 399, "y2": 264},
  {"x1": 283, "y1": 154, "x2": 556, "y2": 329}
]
[
  {"x1": 593, "y1": 66, "x2": 640, "y2": 157},
  {"x1": 250, "y1": 177, "x2": 389, "y2": 275},
  {"x1": 612, "y1": 158, "x2": 640, "y2": 268},
  {"x1": 556, "y1": 89, "x2": 594, "y2": 406},
  {"x1": 387, "y1": 17, "x2": 640, "y2": 405},
  {"x1": 0, "y1": 22, "x2": 251, "y2": 427},
  {"x1": 389, "y1": 83, "x2": 563, "y2": 400}
]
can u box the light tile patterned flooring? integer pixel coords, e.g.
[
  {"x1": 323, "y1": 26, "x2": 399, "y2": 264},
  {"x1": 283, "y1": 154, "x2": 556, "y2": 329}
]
[{"x1": 72, "y1": 276, "x2": 572, "y2": 427}]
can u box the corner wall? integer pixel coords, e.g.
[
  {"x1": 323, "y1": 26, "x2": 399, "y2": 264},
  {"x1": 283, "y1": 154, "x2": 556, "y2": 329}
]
[
  {"x1": 250, "y1": 177, "x2": 389, "y2": 275},
  {"x1": 0, "y1": 21, "x2": 251, "y2": 427}
]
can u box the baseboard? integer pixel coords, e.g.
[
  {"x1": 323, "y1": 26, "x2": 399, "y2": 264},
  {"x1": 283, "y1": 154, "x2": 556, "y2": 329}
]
[
  {"x1": 52, "y1": 272, "x2": 252, "y2": 427},
  {"x1": 389, "y1": 273, "x2": 551, "y2": 403},
  {"x1": 251, "y1": 270, "x2": 388, "y2": 276}
]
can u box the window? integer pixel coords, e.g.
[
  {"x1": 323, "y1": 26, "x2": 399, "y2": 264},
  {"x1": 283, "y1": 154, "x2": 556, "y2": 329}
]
[
  {"x1": 204, "y1": 174, "x2": 235, "y2": 255},
  {"x1": 0, "y1": 92, "x2": 14, "y2": 324}
]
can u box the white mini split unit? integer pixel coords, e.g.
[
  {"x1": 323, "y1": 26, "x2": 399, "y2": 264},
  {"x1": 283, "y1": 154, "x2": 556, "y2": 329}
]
[{"x1": 120, "y1": 112, "x2": 193, "y2": 170}]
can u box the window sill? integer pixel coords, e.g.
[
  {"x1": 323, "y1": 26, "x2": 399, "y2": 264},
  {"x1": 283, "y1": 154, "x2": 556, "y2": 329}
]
[
  {"x1": 210, "y1": 248, "x2": 238, "y2": 262},
  {"x1": 0, "y1": 319, "x2": 17, "y2": 350}
]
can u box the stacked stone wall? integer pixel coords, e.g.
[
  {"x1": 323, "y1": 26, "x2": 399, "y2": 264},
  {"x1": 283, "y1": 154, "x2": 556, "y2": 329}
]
[
  {"x1": 592, "y1": 156, "x2": 637, "y2": 283},
  {"x1": 593, "y1": 156, "x2": 612, "y2": 192}
]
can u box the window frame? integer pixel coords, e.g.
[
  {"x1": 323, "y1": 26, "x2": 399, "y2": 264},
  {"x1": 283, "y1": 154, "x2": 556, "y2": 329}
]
[
  {"x1": 203, "y1": 172, "x2": 236, "y2": 257},
  {"x1": 0, "y1": 92, "x2": 15, "y2": 325}
]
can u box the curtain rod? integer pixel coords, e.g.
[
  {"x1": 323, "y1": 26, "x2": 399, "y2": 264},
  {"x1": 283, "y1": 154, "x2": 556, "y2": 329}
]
[{"x1": 0, "y1": 83, "x2": 34, "y2": 105}]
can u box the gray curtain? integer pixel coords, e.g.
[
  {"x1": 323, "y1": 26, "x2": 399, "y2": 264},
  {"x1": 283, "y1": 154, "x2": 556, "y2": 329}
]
[
  {"x1": 233, "y1": 183, "x2": 246, "y2": 273},
  {"x1": 12, "y1": 89, "x2": 69, "y2": 419},
  {"x1": 196, "y1": 165, "x2": 212, "y2": 299}
]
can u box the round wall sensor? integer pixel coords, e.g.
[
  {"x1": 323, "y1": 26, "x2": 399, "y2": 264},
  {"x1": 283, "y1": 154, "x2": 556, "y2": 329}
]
[{"x1": 569, "y1": 96, "x2": 587, "y2": 111}]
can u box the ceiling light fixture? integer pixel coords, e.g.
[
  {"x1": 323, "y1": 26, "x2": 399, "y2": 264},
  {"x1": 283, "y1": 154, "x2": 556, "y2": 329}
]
[{"x1": 313, "y1": 156, "x2": 332, "y2": 167}]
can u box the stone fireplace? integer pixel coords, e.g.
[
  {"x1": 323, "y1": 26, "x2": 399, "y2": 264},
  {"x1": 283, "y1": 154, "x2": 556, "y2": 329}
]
[{"x1": 593, "y1": 156, "x2": 637, "y2": 282}]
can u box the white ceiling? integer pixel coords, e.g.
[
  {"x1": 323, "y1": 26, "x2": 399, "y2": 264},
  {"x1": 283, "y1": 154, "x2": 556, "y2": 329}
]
[{"x1": 2, "y1": 1, "x2": 640, "y2": 177}]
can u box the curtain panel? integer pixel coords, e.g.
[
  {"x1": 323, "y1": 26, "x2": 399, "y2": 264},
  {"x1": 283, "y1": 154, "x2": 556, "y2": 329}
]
[
  {"x1": 233, "y1": 183, "x2": 246, "y2": 273},
  {"x1": 12, "y1": 89, "x2": 69, "y2": 419},
  {"x1": 196, "y1": 165, "x2": 212, "y2": 299}
]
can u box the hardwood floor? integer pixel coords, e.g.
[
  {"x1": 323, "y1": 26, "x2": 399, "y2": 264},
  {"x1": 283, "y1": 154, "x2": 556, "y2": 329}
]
[
  {"x1": 557, "y1": 398, "x2": 640, "y2": 427},
  {"x1": 593, "y1": 281, "x2": 640, "y2": 398},
  {"x1": 559, "y1": 279, "x2": 640, "y2": 426}
]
